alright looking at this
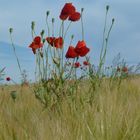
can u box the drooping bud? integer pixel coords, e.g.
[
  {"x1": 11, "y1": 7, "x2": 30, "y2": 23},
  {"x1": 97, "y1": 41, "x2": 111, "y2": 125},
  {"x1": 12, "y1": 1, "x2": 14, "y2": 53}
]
[{"x1": 40, "y1": 30, "x2": 45, "y2": 37}]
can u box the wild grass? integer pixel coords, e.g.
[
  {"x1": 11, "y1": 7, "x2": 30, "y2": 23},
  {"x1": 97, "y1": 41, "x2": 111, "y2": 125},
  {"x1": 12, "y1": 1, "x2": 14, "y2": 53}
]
[
  {"x1": 0, "y1": 77, "x2": 140, "y2": 140},
  {"x1": 1, "y1": 3, "x2": 140, "y2": 140}
]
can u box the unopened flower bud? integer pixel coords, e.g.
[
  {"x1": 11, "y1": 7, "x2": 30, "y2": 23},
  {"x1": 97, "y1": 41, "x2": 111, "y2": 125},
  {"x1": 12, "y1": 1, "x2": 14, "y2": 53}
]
[
  {"x1": 43, "y1": 38, "x2": 46, "y2": 44},
  {"x1": 46, "y1": 11, "x2": 50, "y2": 16},
  {"x1": 9, "y1": 28, "x2": 13, "y2": 34},
  {"x1": 40, "y1": 52, "x2": 43, "y2": 58},
  {"x1": 112, "y1": 18, "x2": 115, "y2": 23},
  {"x1": 106, "y1": 5, "x2": 110, "y2": 11},
  {"x1": 52, "y1": 18, "x2": 55, "y2": 23},
  {"x1": 71, "y1": 34, "x2": 74, "y2": 39},
  {"x1": 31, "y1": 21, "x2": 35, "y2": 30},
  {"x1": 40, "y1": 30, "x2": 45, "y2": 37},
  {"x1": 81, "y1": 8, "x2": 84, "y2": 12},
  {"x1": 10, "y1": 90, "x2": 17, "y2": 101}
]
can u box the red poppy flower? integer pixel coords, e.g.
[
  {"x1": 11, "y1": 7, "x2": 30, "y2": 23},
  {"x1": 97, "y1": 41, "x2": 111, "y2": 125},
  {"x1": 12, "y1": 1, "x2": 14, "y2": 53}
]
[
  {"x1": 54, "y1": 37, "x2": 64, "y2": 49},
  {"x1": 65, "y1": 46, "x2": 78, "y2": 58},
  {"x1": 122, "y1": 66, "x2": 128, "y2": 73},
  {"x1": 6, "y1": 77, "x2": 11, "y2": 81},
  {"x1": 29, "y1": 36, "x2": 43, "y2": 54},
  {"x1": 46, "y1": 37, "x2": 56, "y2": 46},
  {"x1": 83, "y1": 61, "x2": 90, "y2": 66},
  {"x1": 60, "y1": 3, "x2": 76, "y2": 20},
  {"x1": 73, "y1": 62, "x2": 81, "y2": 68},
  {"x1": 75, "y1": 40, "x2": 90, "y2": 57},
  {"x1": 34, "y1": 36, "x2": 41, "y2": 45},
  {"x1": 69, "y1": 12, "x2": 81, "y2": 22}
]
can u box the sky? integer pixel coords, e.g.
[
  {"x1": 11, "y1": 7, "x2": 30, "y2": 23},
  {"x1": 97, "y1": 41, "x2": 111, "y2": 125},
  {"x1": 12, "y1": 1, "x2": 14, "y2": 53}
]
[{"x1": 0, "y1": 0, "x2": 140, "y2": 81}]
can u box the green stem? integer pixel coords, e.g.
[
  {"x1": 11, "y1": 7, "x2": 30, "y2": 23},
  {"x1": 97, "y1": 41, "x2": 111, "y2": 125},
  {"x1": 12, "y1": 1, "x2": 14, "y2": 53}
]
[
  {"x1": 9, "y1": 33, "x2": 22, "y2": 76},
  {"x1": 99, "y1": 9, "x2": 108, "y2": 61},
  {"x1": 59, "y1": 21, "x2": 63, "y2": 37},
  {"x1": 81, "y1": 10, "x2": 84, "y2": 40},
  {"x1": 64, "y1": 21, "x2": 72, "y2": 39},
  {"x1": 97, "y1": 7, "x2": 109, "y2": 77},
  {"x1": 101, "y1": 20, "x2": 114, "y2": 65},
  {"x1": 61, "y1": 21, "x2": 64, "y2": 78}
]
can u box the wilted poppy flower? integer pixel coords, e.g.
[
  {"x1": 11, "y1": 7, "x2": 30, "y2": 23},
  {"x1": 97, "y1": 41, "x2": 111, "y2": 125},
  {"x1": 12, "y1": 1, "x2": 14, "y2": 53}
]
[
  {"x1": 54, "y1": 37, "x2": 64, "y2": 49},
  {"x1": 122, "y1": 66, "x2": 128, "y2": 73},
  {"x1": 29, "y1": 36, "x2": 43, "y2": 54},
  {"x1": 69, "y1": 12, "x2": 81, "y2": 22},
  {"x1": 65, "y1": 46, "x2": 78, "y2": 58},
  {"x1": 73, "y1": 62, "x2": 81, "y2": 68},
  {"x1": 83, "y1": 61, "x2": 90, "y2": 66},
  {"x1": 75, "y1": 40, "x2": 90, "y2": 57},
  {"x1": 60, "y1": 3, "x2": 76, "y2": 20},
  {"x1": 46, "y1": 37, "x2": 56, "y2": 46},
  {"x1": 6, "y1": 77, "x2": 11, "y2": 81}
]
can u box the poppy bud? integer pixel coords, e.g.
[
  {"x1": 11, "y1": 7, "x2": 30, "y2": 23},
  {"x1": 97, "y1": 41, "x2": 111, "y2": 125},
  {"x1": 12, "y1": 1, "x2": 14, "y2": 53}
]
[
  {"x1": 81, "y1": 8, "x2": 84, "y2": 12},
  {"x1": 10, "y1": 91, "x2": 17, "y2": 102},
  {"x1": 9, "y1": 28, "x2": 13, "y2": 34},
  {"x1": 112, "y1": 18, "x2": 115, "y2": 23},
  {"x1": 40, "y1": 30, "x2": 45, "y2": 37},
  {"x1": 31, "y1": 21, "x2": 35, "y2": 30},
  {"x1": 71, "y1": 34, "x2": 74, "y2": 39},
  {"x1": 43, "y1": 38, "x2": 46, "y2": 44},
  {"x1": 40, "y1": 52, "x2": 43, "y2": 58},
  {"x1": 106, "y1": 5, "x2": 109, "y2": 11},
  {"x1": 46, "y1": 11, "x2": 50, "y2": 16},
  {"x1": 52, "y1": 18, "x2": 55, "y2": 23}
]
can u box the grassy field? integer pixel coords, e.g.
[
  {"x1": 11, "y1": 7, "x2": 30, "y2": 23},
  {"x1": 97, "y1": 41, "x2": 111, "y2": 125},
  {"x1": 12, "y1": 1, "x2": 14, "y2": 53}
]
[{"x1": 0, "y1": 77, "x2": 140, "y2": 140}]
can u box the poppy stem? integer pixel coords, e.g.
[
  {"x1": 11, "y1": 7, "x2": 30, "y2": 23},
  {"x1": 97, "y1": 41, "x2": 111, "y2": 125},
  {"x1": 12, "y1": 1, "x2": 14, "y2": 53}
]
[
  {"x1": 100, "y1": 6, "x2": 109, "y2": 62},
  {"x1": 81, "y1": 8, "x2": 84, "y2": 40},
  {"x1": 52, "y1": 18, "x2": 55, "y2": 37},
  {"x1": 61, "y1": 21, "x2": 64, "y2": 77},
  {"x1": 65, "y1": 58, "x2": 75, "y2": 80},
  {"x1": 9, "y1": 29, "x2": 22, "y2": 77},
  {"x1": 69, "y1": 34, "x2": 74, "y2": 46},
  {"x1": 64, "y1": 21, "x2": 72, "y2": 39},
  {"x1": 59, "y1": 21, "x2": 63, "y2": 37},
  {"x1": 98, "y1": 6, "x2": 109, "y2": 77},
  {"x1": 45, "y1": 11, "x2": 50, "y2": 37},
  {"x1": 31, "y1": 21, "x2": 36, "y2": 39},
  {"x1": 101, "y1": 19, "x2": 115, "y2": 65}
]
